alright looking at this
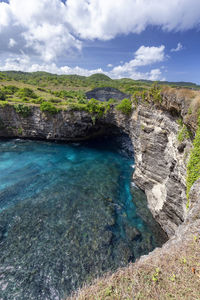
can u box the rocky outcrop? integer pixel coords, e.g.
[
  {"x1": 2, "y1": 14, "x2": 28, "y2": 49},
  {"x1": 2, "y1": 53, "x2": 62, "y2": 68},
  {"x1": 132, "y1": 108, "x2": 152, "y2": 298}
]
[
  {"x1": 86, "y1": 87, "x2": 130, "y2": 101},
  {"x1": 0, "y1": 97, "x2": 194, "y2": 237}
]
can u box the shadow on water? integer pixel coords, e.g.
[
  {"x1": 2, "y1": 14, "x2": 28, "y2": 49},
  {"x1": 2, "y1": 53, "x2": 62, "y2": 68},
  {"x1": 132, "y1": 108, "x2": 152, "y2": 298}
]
[{"x1": 0, "y1": 135, "x2": 167, "y2": 300}]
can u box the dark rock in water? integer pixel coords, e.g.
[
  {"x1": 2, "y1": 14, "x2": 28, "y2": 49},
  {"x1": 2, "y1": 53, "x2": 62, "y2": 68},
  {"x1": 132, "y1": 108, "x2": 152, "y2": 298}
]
[
  {"x1": 85, "y1": 87, "x2": 130, "y2": 102},
  {"x1": 125, "y1": 225, "x2": 141, "y2": 242}
]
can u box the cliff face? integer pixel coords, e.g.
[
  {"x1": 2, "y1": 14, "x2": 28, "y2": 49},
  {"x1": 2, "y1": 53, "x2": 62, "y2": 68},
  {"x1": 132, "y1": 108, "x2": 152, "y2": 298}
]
[
  {"x1": 0, "y1": 98, "x2": 193, "y2": 237},
  {"x1": 104, "y1": 104, "x2": 192, "y2": 237}
]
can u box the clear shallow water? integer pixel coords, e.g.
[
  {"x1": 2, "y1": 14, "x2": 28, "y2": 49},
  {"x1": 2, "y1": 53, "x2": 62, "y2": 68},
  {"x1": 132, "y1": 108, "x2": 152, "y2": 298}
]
[{"x1": 0, "y1": 138, "x2": 167, "y2": 300}]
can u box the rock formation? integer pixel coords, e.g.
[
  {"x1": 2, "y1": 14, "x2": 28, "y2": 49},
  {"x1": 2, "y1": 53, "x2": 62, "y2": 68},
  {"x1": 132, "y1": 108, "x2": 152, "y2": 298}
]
[{"x1": 86, "y1": 87, "x2": 130, "y2": 101}]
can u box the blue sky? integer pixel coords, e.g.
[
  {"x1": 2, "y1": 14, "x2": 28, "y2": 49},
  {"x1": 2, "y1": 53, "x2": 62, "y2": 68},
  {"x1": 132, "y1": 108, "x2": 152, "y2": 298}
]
[{"x1": 0, "y1": 0, "x2": 200, "y2": 83}]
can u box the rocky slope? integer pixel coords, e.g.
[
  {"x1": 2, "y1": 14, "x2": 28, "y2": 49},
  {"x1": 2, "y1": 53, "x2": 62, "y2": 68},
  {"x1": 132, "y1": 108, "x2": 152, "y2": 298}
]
[
  {"x1": 85, "y1": 87, "x2": 130, "y2": 101},
  {"x1": 0, "y1": 95, "x2": 194, "y2": 237}
]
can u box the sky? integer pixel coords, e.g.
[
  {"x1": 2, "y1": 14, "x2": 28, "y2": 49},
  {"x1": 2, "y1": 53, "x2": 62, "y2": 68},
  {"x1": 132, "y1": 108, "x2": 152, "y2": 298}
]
[{"x1": 0, "y1": 0, "x2": 200, "y2": 83}]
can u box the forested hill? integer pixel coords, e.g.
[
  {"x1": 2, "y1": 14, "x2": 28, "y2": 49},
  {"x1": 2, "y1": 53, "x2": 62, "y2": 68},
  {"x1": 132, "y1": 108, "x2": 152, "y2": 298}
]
[{"x1": 0, "y1": 71, "x2": 199, "y2": 94}]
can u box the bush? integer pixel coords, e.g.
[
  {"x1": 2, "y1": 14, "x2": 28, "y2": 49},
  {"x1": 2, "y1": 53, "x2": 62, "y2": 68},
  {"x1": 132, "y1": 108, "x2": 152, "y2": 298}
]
[
  {"x1": 0, "y1": 100, "x2": 8, "y2": 107},
  {"x1": 68, "y1": 98, "x2": 111, "y2": 117},
  {"x1": 68, "y1": 102, "x2": 87, "y2": 111},
  {"x1": 14, "y1": 104, "x2": 32, "y2": 117},
  {"x1": 149, "y1": 83, "x2": 162, "y2": 103},
  {"x1": 116, "y1": 98, "x2": 132, "y2": 115},
  {"x1": 186, "y1": 115, "x2": 200, "y2": 202},
  {"x1": 40, "y1": 101, "x2": 59, "y2": 114},
  {"x1": 32, "y1": 97, "x2": 44, "y2": 104},
  {"x1": 0, "y1": 90, "x2": 6, "y2": 101},
  {"x1": 177, "y1": 124, "x2": 192, "y2": 142},
  {"x1": 86, "y1": 98, "x2": 105, "y2": 116},
  {"x1": 2, "y1": 85, "x2": 19, "y2": 95},
  {"x1": 49, "y1": 98, "x2": 62, "y2": 103},
  {"x1": 16, "y1": 87, "x2": 37, "y2": 99}
]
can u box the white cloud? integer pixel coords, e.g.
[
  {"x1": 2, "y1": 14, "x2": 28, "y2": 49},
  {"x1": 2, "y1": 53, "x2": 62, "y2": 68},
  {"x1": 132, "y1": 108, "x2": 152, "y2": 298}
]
[
  {"x1": 8, "y1": 38, "x2": 17, "y2": 48},
  {"x1": 107, "y1": 63, "x2": 113, "y2": 68},
  {"x1": 0, "y1": 45, "x2": 165, "y2": 81},
  {"x1": 148, "y1": 69, "x2": 164, "y2": 81},
  {"x1": 110, "y1": 45, "x2": 165, "y2": 78},
  {"x1": 0, "y1": 0, "x2": 199, "y2": 64},
  {"x1": 0, "y1": 0, "x2": 81, "y2": 62},
  {"x1": 66, "y1": 0, "x2": 200, "y2": 40},
  {"x1": 171, "y1": 42, "x2": 183, "y2": 52}
]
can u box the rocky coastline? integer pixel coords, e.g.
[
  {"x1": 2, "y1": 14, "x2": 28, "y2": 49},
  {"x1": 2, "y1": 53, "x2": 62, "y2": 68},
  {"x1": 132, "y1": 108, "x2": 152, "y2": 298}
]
[{"x1": 0, "y1": 93, "x2": 196, "y2": 238}]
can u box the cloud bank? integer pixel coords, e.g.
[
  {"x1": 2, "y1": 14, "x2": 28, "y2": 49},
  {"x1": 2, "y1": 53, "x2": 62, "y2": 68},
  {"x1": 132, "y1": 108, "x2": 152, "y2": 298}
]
[
  {"x1": 0, "y1": 0, "x2": 199, "y2": 79},
  {"x1": 0, "y1": 45, "x2": 166, "y2": 81},
  {"x1": 66, "y1": 0, "x2": 200, "y2": 40}
]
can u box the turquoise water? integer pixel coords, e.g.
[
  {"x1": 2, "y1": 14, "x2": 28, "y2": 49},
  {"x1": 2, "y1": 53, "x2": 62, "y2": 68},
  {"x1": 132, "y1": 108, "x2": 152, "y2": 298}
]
[{"x1": 0, "y1": 138, "x2": 167, "y2": 299}]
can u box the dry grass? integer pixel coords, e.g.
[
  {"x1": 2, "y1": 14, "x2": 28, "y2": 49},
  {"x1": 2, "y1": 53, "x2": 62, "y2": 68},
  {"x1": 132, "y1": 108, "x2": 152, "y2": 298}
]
[
  {"x1": 175, "y1": 88, "x2": 195, "y2": 100},
  {"x1": 161, "y1": 86, "x2": 200, "y2": 129},
  {"x1": 68, "y1": 234, "x2": 200, "y2": 300},
  {"x1": 161, "y1": 86, "x2": 196, "y2": 102}
]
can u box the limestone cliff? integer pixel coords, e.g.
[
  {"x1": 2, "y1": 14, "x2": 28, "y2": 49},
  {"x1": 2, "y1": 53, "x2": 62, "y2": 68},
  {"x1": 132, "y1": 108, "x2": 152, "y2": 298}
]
[{"x1": 0, "y1": 96, "x2": 194, "y2": 237}]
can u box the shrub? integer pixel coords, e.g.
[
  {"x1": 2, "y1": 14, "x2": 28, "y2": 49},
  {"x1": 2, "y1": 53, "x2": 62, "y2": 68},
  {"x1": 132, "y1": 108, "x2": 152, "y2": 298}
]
[
  {"x1": 49, "y1": 98, "x2": 62, "y2": 103},
  {"x1": 0, "y1": 100, "x2": 8, "y2": 107},
  {"x1": 68, "y1": 102, "x2": 87, "y2": 111},
  {"x1": 32, "y1": 97, "x2": 44, "y2": 104},
  {"x1": 0, "y1": 90, "x2": 6, "y2": 101},
  {"x1": 149, "y1": 83, "x2": 162, "y2": 103},
  {"x1": 37, "y1": 87, "x2": 47, "y2": 92},
  {"x1": 186, "y1": 114, "x2": 200, "y2": 205},
  {"x1": 177, "y1": 124, "x2": 192, "y2": 142},
  {"x1": 116, "y1": 98, "x2": 132, "y2": 115},
  {"x1": 68, "y1": 98, "x2": 110, "y2": 117},
  {"x1": 16, "y1": 87, "x2": 37, "y2": 99},
  {"x1": 86, "y1": 98, "x2": 105, "y2": 116},
  {"x1": 14, "y1": 104, "x2": 32, "y2": 117},
  {"x1": 40, "y1": 101, "x2": 59, "y2": 114},
  {"x1": 2, "y1": 85, "x2": 19, "y2": 95}
]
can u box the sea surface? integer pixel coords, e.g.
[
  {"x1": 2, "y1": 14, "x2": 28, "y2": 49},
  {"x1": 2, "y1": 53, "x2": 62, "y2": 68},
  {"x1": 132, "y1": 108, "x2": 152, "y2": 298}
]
[{"x1": 0, "y1": 137, "x2": 167, "y2": 300}]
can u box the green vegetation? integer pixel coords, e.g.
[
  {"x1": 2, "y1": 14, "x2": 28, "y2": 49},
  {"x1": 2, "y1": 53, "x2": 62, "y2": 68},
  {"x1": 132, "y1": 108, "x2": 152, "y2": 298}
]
[
  {"x1": 2, "y1": 85, "x2": 19, "y2": 95},
  {"x1": 18, "y1": 128, "x2": 23, "y2": 135},
  {"x1": 149, "y1": 83, "x2": 162, "y2": 103},
  {"x1": 40, "y1": 102, "x2": 60, "y2": 114},
  {"x1": 186, "y1": 115, "x2": 200, "y2": 202},
  {"x1": 116, "y1": 98, "x2": 132, "y2": 115},
  {"x1": 177, "y1": 123, "x2": 192, "y2": 142},
  {"x1": 0, "y1": 90, "x2": 6, "y2": 100},
  {"x1": 69, "y1": 98, "x2": 111, "y2": 117},
  {"x1": 0, "y1": 100, "x2": 8, "y2": 107},
  {"x1": 14, "y1": 104, "x2": 32, "y2": 117},
  {"x1": 16, "y1": 87, "x2": 37, "y2": 99}
]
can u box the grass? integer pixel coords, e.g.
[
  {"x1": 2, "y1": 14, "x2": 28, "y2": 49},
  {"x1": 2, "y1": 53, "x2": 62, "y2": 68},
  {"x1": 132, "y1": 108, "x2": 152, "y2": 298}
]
[
  {"x1": 69, "y1": 233, "x2": 200, "y2": 300},
  {"x1": 186, "y1": 115, "x2": 200, "y2": 202},
  {"x1": 177, "y1": 123, "x2": 192, "y2": 142}
]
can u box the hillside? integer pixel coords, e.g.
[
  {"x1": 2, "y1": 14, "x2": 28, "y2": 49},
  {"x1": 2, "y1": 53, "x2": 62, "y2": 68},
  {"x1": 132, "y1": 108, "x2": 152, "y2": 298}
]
[{"x1": 1, "y1": 71, "x2": 200, "y2": 116}]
